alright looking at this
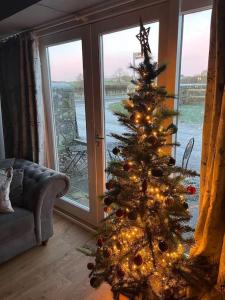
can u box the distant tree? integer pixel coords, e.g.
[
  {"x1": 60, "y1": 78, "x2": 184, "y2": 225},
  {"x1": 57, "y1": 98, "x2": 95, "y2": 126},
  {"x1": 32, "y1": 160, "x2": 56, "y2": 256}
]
[
  {"x1": 200, "y1": 70, "x2": 207, "y2": 76},
  {"x1": 113, "y1": 68, "x2": 132, "y2": 84},
  {"x1": 75, "y1": 73, "x2": 84, "y2": 96},
  {"x1": 120, "y1": 74, "x2": 133, "y2": 82},
  {"x1": 76, "y1": 73, "x2": 83, "y2": 82}
]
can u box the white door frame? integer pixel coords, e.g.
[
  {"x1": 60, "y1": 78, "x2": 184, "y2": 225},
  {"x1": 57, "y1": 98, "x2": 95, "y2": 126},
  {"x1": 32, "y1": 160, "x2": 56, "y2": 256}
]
[
  {"x1": 90, "y1": 0, "x2": 180, "y2": 218},
  {"x1": 39, "y1": 0, "x2": 180, "y2": 227},
  {"x1": 39, "y1": 25, "x2": 102, "y2": 227}
]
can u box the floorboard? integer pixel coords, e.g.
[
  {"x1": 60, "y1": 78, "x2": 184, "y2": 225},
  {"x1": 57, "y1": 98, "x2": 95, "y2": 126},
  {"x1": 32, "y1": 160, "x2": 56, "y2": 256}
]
[{"x1": 0, "y1": 214, "x2": 114, "y2": 300}]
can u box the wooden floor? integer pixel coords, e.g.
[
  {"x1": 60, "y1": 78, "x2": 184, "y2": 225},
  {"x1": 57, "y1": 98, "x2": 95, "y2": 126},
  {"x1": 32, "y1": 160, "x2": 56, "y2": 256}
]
[{"x1": 0, "y1": 214, "x2": 114, "y2": 300}]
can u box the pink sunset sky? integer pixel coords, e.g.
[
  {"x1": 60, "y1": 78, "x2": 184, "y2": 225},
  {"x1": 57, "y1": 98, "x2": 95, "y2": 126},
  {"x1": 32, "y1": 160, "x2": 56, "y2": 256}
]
[{"x1": 48, "y1": 9, "x2": 212, "y2": 82}]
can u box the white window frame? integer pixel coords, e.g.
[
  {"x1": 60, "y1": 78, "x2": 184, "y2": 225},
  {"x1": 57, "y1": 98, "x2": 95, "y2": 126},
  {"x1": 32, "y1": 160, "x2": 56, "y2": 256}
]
[
  {"x1": 91, "y1": 0, "x2": 180, "y2": 213},
  {"x1": 181, "y1": 0, "x2": 212, "y2": 14},
  {"x1": 174, "y1": 0, "x2": 213, "y2": 158},
  {"x1": 39, "y1": 26, "x2": 103, "y2": 227},
  {"x1": 37, "y1": 0, "x2": 213, "y2": 228}
]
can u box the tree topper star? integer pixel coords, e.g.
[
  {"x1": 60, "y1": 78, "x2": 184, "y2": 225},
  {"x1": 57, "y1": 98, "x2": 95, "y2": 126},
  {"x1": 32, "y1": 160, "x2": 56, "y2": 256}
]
[{"x1": 136, "y1": 18, "x2": 151, "y2": 56}]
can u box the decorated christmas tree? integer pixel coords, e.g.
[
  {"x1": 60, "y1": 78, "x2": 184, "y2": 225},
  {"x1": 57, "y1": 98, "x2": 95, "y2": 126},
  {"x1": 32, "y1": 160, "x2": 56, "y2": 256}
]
[{"x1": 85, "y1": 20, "x2": 198, "y2": 300}]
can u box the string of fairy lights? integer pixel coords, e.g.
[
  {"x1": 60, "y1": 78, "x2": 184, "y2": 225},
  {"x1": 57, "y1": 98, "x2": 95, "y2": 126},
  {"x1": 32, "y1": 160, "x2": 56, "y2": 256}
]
[{"x1": 85, "y1": 19, "x2": 197, "y2": 299}]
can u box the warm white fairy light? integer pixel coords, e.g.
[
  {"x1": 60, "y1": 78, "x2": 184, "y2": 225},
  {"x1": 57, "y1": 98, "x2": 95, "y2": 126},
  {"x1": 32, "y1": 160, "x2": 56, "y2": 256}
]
[{"x1": 88, "y1": 20, "x2": 195, "y2": 300}]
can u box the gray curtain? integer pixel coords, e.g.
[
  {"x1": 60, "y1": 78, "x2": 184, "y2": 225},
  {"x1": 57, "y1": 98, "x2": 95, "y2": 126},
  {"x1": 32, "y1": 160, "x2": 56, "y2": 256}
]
[{"x1": 0, "y1": 32, "x2": 40, "y2": 162}]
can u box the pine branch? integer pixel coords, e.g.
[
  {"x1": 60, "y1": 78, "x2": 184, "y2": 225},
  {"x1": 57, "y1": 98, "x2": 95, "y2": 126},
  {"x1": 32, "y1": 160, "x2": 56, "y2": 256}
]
[
  {"x1": 82, "y1": 21, "x2": 199, "y2": 299},
  {"x1": 77, "y1": 246, "x2": 95, "y2": 256},
  {"x1": 110, "y1": 133, "x2": 134, "y2": 144},
  {"x1": 155, "y1": 108, "x2": 179, "y2": 119}
]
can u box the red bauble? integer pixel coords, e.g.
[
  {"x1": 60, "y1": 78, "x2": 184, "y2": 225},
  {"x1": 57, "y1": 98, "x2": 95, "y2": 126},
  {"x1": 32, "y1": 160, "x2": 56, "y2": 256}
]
[
  {"x1": 127, "y1": 210, "x2": 138, "y2": 221},
  {"x1": 142, "y1": 179, "x2": 148, "y2": 193},
  {"x1": 147, "y1": 135, "x2": 158, "y2": 146},
  {"x1": 90, "y1": 277, "x2": 99, "y2": 288},
  {"x1": 123, "y1": 163, "x2": 131, "y2": 171},
  {"x1": 112, "y1": 147, "x2": 120, "y2": 156},
  {"x1": 133, "y1": 254, "x2": 143, "y2": 266},
  {"x1": 97, "y1": 238, "x2": 103, "y2": 247},
  {"x1": 105, "y1": 179, "x2": 118, "y2": 190},
  {"x1": 163, "y1": 288, "x2": 175, "y2": 300},
  {"x1": 187, "y1": 186, "x2": 196, "y2": 195},
  {"x1": 116, "y1": 242, "x2": 122, "y2": 250},
  {"x1": 117, "y1": 268, "x2": 125, "y2": 278},
  {"x1": 167, "y1": 123, "x2": 178, "y2": 134},
  {"x1": 151, "y1": 167, "x2": 163, "y2": 177},
  {"x1": 116, "y1": 208, "x2": 124, "y2": 218},
  {"x1": 158, "y1": 240, "x2": 168, "y2": 252},
  {"x1": 183, "y1": 202, "x2": 189, "y2": 210},
  {"x1": 168, "y1": 157, "x2": 176, "y2": 166},
  {"x1": 103, "y1": 248, "x2": 111, "y2": 258},
  {"x1": 87, "y1": 262, "x2": 95, "y2": 270},
  {"x1": 104, "y1": 196, "x2": 114, "y2": 206},
  {"x1": 165, "y1": 196, "x2": 174, "y2": 206},
  {"x1": 105, "y1": 180, "x2": 116, "y2": 190}
]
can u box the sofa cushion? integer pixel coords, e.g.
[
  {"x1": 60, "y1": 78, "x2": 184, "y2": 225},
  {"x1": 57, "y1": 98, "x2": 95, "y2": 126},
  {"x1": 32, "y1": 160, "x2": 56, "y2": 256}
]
[
  {"x1": 0, "y1": 207, "x2": 34, "y2": 242},
  {"x1": 0, "y1": 158, "x2": 15, "y2": 169},
  {"x1": 10, "y1": 169, "x2": 24, "y2": 207},
  {"x1": 0, "y1": 168, "x2": 14, "y2": 213}
]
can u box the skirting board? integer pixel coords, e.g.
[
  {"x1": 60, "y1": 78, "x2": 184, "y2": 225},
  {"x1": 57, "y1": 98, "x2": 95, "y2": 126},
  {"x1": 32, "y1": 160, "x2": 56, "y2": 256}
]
[{"x1": 54, "y1": 207, "x2": 97, "y2": 234}]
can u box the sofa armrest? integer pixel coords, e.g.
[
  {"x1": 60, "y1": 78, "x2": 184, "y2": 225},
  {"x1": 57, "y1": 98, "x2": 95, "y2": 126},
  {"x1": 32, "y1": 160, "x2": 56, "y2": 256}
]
[{"x1": 13, "y1": 159, "x2": 70, "y2": 244}]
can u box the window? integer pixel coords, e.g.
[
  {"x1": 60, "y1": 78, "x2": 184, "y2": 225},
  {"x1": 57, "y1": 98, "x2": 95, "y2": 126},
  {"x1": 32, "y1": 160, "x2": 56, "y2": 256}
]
[
  {"x1": 39, "y1": 0, "x2": 213, "y2": 226},
  {"x1": 101, "y1": 22, "x2": 159, "y2": 167},
  {"x1": 48, "y1": 40, "x2": 90, "y2": 208},
  {"x1": 176, "y1": 9, "x2": 212, "y2": 227}
]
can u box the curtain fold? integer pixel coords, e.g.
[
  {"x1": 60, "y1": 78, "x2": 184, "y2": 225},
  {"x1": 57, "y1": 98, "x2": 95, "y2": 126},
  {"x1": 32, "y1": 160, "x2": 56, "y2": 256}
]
[
  {"x1": 190, "y1": 0, "x2": 225, "y2": 291},
  {"x1": 32, "y1": 34, "x2": 48, "y2": 166},
  {"x1": 0, "y1": 32, "x2": 46, "y2": 164}
]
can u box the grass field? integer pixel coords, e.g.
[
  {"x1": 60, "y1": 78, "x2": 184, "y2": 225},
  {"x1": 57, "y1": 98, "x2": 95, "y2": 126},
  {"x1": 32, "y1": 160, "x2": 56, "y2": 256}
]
[
  {"x1": 179, "y1": 103, "x2": 204, "y2": 124},
  {"x1": 109, "y1": 101, "x2": 127, "y2": 115},
  {"x1": 109, "y1": 101, "x2": 204, "y2": 125}
]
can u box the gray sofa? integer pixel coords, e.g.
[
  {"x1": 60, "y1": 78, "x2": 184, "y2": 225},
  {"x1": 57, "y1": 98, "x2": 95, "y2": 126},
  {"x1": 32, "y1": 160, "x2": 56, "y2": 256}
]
[{"x1": 0, "y1": 159, "x2": 70, "y2": 264}]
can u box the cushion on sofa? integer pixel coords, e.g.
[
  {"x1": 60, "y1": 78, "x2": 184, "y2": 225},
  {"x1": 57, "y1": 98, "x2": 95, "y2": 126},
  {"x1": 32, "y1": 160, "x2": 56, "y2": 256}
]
[
  {"x1": 10, "y1": 169, "x2": 24, "y2": 207},
  {"x1": 0, "y1": 158, "x2": 15, "y2": 169},
  {"x1": 0, "y1": 207, "x2": 34, "y2": 242},
  {"x1": 0, "y1": 168, "x2": 14, "y2": 213}
]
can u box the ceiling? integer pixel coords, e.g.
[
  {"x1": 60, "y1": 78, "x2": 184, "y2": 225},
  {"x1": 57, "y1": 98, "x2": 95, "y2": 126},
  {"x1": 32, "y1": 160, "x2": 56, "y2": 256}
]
[
  {"x1": 0, "y1": 0, "x2": 42, "y2": 21},
  {"x1": 0, "y1": 0, "x2": 108, "y2": 38}
]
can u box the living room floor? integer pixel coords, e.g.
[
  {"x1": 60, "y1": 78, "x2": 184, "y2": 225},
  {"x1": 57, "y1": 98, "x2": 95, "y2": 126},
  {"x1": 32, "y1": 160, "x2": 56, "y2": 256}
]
[{"x1": 0, "y1": 214, "x2": 113, "y2": 300}]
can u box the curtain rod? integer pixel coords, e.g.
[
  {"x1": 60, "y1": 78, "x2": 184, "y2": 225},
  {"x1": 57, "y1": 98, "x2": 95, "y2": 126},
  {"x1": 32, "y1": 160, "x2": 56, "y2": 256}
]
[{"x1": 0, "y1": 30, "x2": 30, "y2": 43}]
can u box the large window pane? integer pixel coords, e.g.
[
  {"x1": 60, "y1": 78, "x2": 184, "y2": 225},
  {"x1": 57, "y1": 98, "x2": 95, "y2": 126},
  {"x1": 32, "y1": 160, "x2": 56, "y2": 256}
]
[
  {"x1": 101, "y1": 22, "x2": 159, "y2": 166},
  {"x1": 48, "y1": 40, "x2": 89, "y2": 208},
  {"x1": 176, "y1": 9, "x2": 212, "y2": 227}
]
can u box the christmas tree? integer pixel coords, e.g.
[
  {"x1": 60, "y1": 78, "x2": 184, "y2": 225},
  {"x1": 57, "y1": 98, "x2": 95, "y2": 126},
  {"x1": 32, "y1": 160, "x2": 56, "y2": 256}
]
[{"x1": 85, "y1": 20, "x2": 198, "y2": 300}]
